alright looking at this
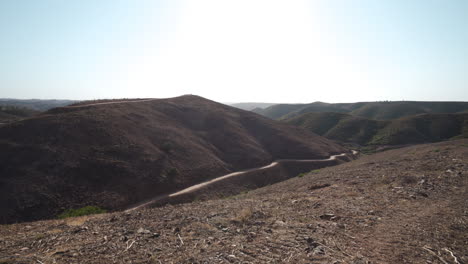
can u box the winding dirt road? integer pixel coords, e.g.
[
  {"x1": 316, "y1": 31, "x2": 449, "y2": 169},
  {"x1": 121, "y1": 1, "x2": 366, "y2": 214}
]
[{"x1": 126, "y1": 151, "x2": 357, "y2": 212}]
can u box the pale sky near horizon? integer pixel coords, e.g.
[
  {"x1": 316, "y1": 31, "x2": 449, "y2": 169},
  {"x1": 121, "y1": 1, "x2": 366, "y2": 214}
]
[{"x1": 0, "y1": 0, "x2": 467, "y2": 103}]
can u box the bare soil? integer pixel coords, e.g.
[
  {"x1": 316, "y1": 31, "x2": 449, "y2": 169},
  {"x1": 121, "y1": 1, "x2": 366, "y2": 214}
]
[{"x1": 1, "y1": 140, "x2": 466, "y2": 263}]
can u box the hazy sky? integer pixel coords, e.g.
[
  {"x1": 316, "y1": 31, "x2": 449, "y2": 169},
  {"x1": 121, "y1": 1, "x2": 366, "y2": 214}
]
[{"x1": 1, "y1": 0, "x2": 467, "y2": 103}]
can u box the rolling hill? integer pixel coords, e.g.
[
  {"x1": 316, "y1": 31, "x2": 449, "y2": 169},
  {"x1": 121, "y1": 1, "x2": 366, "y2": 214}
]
[
  {"x1": 285, "y1": 111, "x2": 468, "y2": 146},
  {"x1": 0, "y1": 95, "x2": 346, "y2": 224},
  {"x1": 255, "y1": 101, "x2": 468, "y2": 120}
]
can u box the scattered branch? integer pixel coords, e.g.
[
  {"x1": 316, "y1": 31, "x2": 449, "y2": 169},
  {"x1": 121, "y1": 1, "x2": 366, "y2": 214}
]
[
  {"x1": 443, "y1": 248, "x2": 461, "y2": 264},
  {"x1": 422, "y1": 246, "x2": 449, "y2": 264},
  {"x1": 123, "y1": 240, "x2": 136, "y2": 252}
]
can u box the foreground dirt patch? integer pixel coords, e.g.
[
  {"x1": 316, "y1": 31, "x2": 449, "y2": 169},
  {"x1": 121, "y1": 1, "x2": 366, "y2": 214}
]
[{"x1": 0, "y1": 140, "x2": 466, "y2": 263}]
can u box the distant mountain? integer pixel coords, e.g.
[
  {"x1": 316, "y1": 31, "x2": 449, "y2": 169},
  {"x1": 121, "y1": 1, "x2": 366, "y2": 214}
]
[
  {"x1": 0, "y1": 99, "x2": 78, "y2": 111},
  {"x1": 0, "y1": 95, "x2": 346, "y2": 223},
  {"x1": 255, "y1": 101, "x2": 468, "y2": 120},
  {"x1": 285, "y1": 112, "x2": 468, "y2": 146},
  {"x1": 230, "y1": 102, "x2": 277, "y2": 111}
]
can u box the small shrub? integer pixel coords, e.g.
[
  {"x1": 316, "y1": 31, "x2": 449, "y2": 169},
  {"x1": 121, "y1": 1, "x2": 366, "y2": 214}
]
[
  {"x1": 166, "y1": 168, "x2": 178, "y2": 177},
  {"x1": 161, "y1": 142, "x2": 173, "y2": 153},
  {"x1": 232, "y1": 208, "x2": 253, "y2": 224},
  {"x1": 297, "y1": 173, "x2": 306, "y2": 178},
  {"x1": 58, "y1": 206, "x2": 106, "y2": 219}
]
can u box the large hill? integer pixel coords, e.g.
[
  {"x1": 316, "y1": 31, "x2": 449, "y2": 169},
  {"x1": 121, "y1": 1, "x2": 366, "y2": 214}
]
[
  {"x1": 254, "y1": 101, "x2": 468, "y2": 120},
  {"x1": 1, "y1": 140, "x2": 466, "y2": 263},
  {"x1": 0, "y1": 95, "x2": 346, "y2": 224},
  {"x1": 286, "y1": 112, "x2": 468, "y2": 146}
]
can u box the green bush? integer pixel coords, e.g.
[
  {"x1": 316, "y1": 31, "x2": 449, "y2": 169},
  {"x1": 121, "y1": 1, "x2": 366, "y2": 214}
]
[{"x1": 58, "y1": 206, "x2": 106, "y2": 219}]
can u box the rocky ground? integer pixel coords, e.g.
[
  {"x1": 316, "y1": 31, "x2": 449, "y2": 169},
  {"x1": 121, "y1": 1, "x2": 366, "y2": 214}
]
[{"x1": 1, "y1": 139, "x2": 467, "y2": 263}]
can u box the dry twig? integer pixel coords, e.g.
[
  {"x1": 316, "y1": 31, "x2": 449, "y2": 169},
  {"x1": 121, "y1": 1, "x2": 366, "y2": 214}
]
[
  {"x1": 443, "y1": 248, "x2": 461, "y2": 264},
  {"x1": 178, "y1": 234, "x2": 184, "y2": 245}
]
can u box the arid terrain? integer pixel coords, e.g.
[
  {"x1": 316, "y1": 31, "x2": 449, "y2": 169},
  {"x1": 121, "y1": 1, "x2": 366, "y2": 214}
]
[
  {"x1": 0, "y1": 95, "x2": 346, "y2": 224},
  {"x1": 1, "y1": 140, "x2": 466, "y2": 263}
]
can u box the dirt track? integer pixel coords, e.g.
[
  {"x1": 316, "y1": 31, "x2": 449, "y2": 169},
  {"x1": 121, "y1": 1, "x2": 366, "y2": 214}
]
[
  {"x1": 66, "y1": 99, "x2": 158, "y2": 108},
  {"x1": 126, "y1": 151, "x2": 357, "y2": 211}
]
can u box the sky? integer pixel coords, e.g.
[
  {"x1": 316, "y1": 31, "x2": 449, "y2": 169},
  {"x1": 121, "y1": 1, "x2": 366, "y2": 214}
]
[{"x1": 0, "y1": 0, "x2": 467, "y2": 103}]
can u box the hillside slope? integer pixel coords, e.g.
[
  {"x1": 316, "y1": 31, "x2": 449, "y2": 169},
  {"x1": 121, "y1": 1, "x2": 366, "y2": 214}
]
[
  {"x1": 0, "y1": 95, "x2": 346, "y2": 224},
  {"x1": 1, "y1": 140, "x2": 466, "y2": 263},
  {"x1": 0, "y1": 105, "x2": 40, "y2": 123},
  {"x1": 286, "y1": 112, "x2": 468, "y2": 145},
  {"x1": 256, "y1": 101, "x2": 468, "y2": 120}
]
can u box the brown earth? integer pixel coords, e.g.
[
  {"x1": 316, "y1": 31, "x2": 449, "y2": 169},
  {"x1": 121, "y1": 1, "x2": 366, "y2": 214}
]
[
  {"x1": 0, "y1": 140, "x2": 466, "y2": 263},
  {"x1": 0, "y1": 95, "x2": 346, "y2": 224}
]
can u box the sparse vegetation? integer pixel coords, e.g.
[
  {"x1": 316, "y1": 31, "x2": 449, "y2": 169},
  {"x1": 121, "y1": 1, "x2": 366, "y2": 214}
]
[
  {"x1": 297, "y1": 169, "x2": 320, "y2": 178},
  {"x1": 57, "y1": 206, "x2": 106, "y2": 219}
]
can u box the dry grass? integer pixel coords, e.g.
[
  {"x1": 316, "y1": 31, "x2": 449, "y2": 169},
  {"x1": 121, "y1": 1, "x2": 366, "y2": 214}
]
[{"x1": 231, "y1": 208, "x2": 254, "y2": 224}]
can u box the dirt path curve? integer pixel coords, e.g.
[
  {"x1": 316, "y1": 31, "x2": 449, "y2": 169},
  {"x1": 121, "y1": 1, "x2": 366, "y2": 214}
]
[
  {"x1": 66, "y1": 99, "x2": 158, "y2": 108},
  {"x1": 126, "y1": 150, "x2": 358, "y2": 212}
]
